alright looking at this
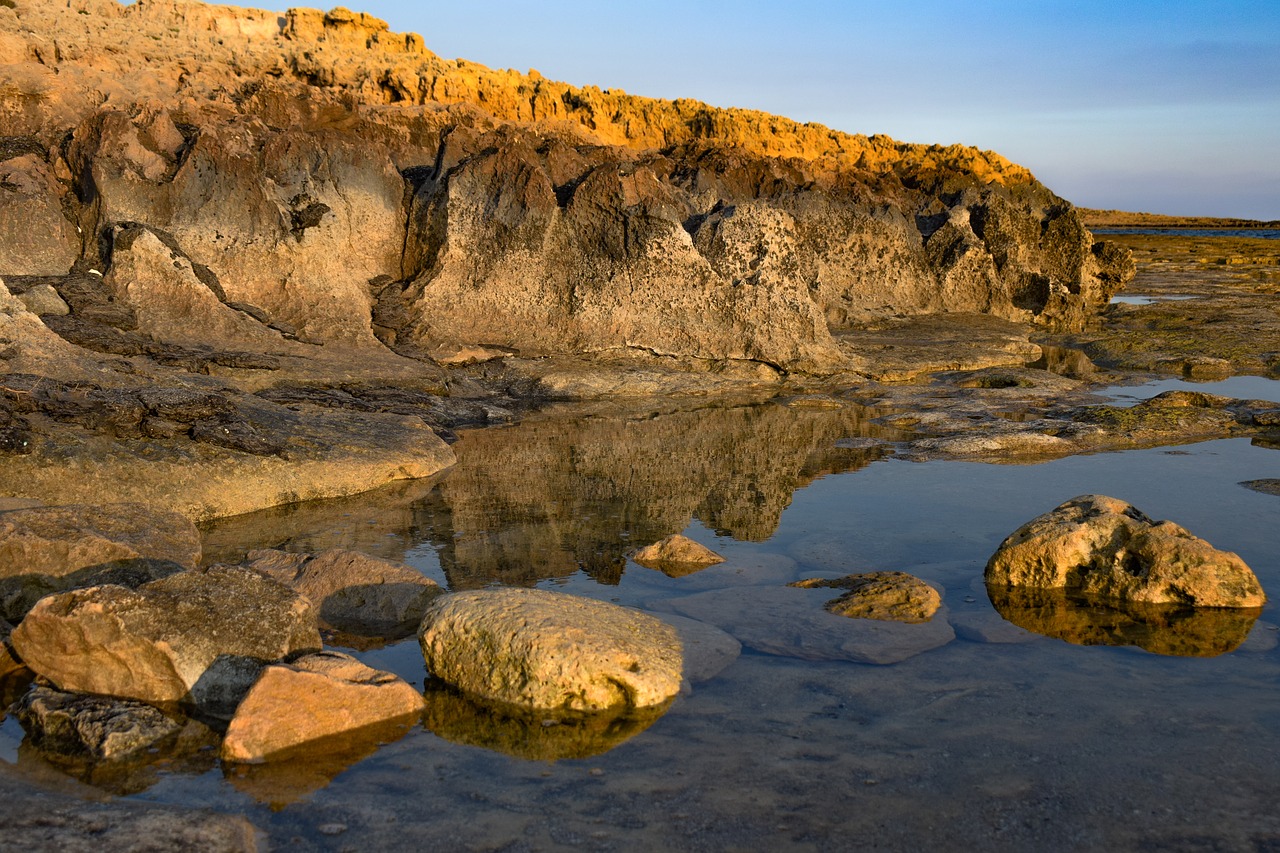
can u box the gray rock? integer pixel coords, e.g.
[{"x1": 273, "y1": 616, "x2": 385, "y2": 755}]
[
  {"x1": 651, "y1": 612, "x2": 741, "y2": 685},
  {"x1": 11, "y1": 684, "x2": 183, "y2": 760}
]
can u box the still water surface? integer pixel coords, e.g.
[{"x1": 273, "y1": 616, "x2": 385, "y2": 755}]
[{"x1": 7, "y1": 398, "x2": 1280, "y2": 849}]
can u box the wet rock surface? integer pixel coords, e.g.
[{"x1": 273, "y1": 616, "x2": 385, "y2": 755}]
[
  {"x1": 650, "y1": 585, "x2": 955, "y2": 665},
  {"x1": 986, "y1": 494, "x2": 1266, "y2": 607},
  {"x1": 419, "y1": 588, "x2": 684, "y2": 711},
  {"x1": 12, "y1": 685, "x2": 184, "y2": 760}
]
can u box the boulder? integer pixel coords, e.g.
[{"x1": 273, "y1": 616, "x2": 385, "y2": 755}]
[
  {"x1": 790, "y1": 571, "x2": 943, "y2": 623},
  {"x1": 0, "y1": 503, "x2": 201, "y2": 621},
  {"x1": 12, "y1": 684, "x2": 184, "y2": 760},
  {"x1": 649, "y1": 585, "x2": 955, "y2": 665},
  {"x1": 11, "y1": 565, "x2": 321, "y2": 705},
  {"x1": 419, "y1": 588, "x2": 683, "y2": 712},
  {"x1": 221, "y1": 651, "x2": 424, "y2": 763},
  {"x1": 245, "y1": 548, "x2": 443, "y2": 639},
  {"x1": 985, "y1": 495, "x2": 1265, "y2": 607},
  {"x1": 629, "y1": 534, "x2": 726, "y2": 577}
]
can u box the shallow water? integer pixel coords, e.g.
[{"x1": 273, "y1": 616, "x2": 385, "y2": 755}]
[
  {"x1": 1105, "y1": 375, "x2": 1280, "y2": 405},
  {"x1": 1108, "y1": 294, "x2": 1199, "y2": 305},
  {"x1": 1093, "y1": 227, "x2": 1280, "y2": 240},
  {"x1": 9, "y1": 401, "x2": 1280, "y2": 849}
]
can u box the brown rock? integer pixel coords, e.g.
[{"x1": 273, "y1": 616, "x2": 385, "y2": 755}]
[
  {"x1": 11, "y1": 565, "x2": 320, "y2": 705},
  {"x1": 791, "y1": 571, "x2": 943, "y2": 623},
  {"x1": 985, "y1": 495, "x2": 1266, "y2": 607},
  {"x1": 0, "y1": 503, "x2": 200, "y2": 620},
  {"x1": 0, "y1": 154, "x2": 79, "y2": 276},
  {"x1": 245, "y1": 547, "x2": 443, "y2": 639},
  {"x1": 222, "y1": 651, "x2": 424, "y2": 763},
  {"x1": 419, "y1": 588, "x2": 683, "y2": 712},
  {"x1": 629, "y1": 534, "x2": 726, "y2": 576}
]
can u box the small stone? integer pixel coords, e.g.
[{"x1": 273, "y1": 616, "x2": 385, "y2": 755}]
[
  {"x1": 802, "y1": 571, "x2": 943, "y2": 623},
  {"x1": 318, "y1": 824, "x2": 348, "y2": 836},
  {"x1": 629, "y1": 534, "x2": 725, "y2": 577}
]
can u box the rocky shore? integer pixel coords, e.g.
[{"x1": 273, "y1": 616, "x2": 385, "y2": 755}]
[{"x1": 1, "y1": 0, "x2": 1278, "y2": 847}]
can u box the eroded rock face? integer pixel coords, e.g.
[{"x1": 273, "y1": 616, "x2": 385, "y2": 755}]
[
  {"x1": 0, "y1": 503, "x2": 200, "y2": 620},
  {"x1": 11, "y1": 565, "x2": 321, "y2": 705},
  {"x1": 419, "y1": 588, "x2": 683, "y2": 712},
  {"x1": 221, "y1": 651, "x2": 424, "y2": 763},
  {"x1": 245, "y1": 548, "x2": 443, "y2": 641},
  {"x1": 985, "y1": 495, "x2": 1266, "y2": 608}
]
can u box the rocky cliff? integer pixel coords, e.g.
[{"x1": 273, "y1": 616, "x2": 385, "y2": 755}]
[{"x1": 0, "y1": 0, "x2": 1132, "y2": 378}]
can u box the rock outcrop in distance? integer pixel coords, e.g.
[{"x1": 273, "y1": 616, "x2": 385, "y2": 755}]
[{"x1": 0, "y1": 0, "x2": 1134, "y2": 378}]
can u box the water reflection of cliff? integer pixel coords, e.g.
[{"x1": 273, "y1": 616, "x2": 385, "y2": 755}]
[
  {"x1": 987, "y1": 585, "x2": 1260, "y2": 658},
  {"x1": 201, "y1": 399, "x2": 897, "y2": 588},
  {"x1": 423, "y1": 400, "x2": 896, "y2": 588}
]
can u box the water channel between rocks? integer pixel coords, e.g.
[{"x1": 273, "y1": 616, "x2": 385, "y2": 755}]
[{"x1": 8, "y1": 391, "x2": 1280, "y2": 850}]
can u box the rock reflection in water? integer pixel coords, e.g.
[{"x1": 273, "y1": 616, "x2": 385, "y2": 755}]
[
  {"x1": 987, "y1": 585, "x2": 1260, "y2": 657},
  {"x1": 421, "y1": 683, "x2": 670, "y2": 762},
  {"x1": 424, "y1": 401, "x2": 897, "y2": 589},
  {"x1": 223, "y1": 715, "x2": 418, "y2": 809}
]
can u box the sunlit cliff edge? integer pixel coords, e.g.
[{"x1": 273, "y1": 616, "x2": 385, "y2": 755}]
[{"x1": 1, "y1": 0, "x2": 1133, "y2": 377}]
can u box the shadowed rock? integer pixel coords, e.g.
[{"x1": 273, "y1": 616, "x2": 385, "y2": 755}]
[{"x1": 12, "y1": 685, "x2": 185, "y2": 761}]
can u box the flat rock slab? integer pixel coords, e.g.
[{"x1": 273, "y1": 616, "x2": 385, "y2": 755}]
[
  {"x1": 245, "y1": 548, "x2": 442, "y2": 639},
  {"x1": 0, "y1": 503, "x2": 200, "y2": 620},
  {"x1": 650, "y1": 612, "x2": 742, "y2": 684},
  {"x1": 791, "y1": 571, "x2": 943, "y2": 623},
  {"x1": 649, "y1": 586, "x2": 955, "y2": 665},
  {"x1": 12, "y1": 565, "x2": 320, "y2": 705},
  {"x1": 419, "y1": 588, "x2": 683, "y2": 712},
  {"x1": 222, "y1": 651, "x2": 424, "y2": 763},
  {"x1": 1240, "y1": 479, "x2": 1280, "y2": 497}
]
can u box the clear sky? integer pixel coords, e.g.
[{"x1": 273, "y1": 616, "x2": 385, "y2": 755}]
[{"x1": 238, "y1": 0, "x2": 1280, "y2": 219}]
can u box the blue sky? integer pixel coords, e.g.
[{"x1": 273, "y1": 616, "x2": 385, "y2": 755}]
[{"x1": 239, "y1": 0, "x2": 1279, "y2": 218}]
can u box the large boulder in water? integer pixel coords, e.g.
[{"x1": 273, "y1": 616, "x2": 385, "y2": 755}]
[
  {"x1": 985, "y1": 495, "x2": 1265, "y2": 607},
  {"x1": 418, "y1": 588, "x2": 683, "y2": 712},
  {"x1": 11, "y1": 565, "x2": 321, "y2": 705}
]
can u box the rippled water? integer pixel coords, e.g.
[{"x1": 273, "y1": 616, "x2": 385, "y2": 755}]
[{"x1": 7, "y1": 400, "x2": 1280, "y2": 849}]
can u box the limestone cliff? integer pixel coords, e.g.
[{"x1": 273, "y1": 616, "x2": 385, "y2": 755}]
[{"x1": 0, "y1": 0, "x2": 1133, "y2": 375}]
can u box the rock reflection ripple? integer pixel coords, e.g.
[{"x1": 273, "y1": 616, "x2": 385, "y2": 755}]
[{"x1": 986, "y1": 585, "x2": 1261, "y2": 657}]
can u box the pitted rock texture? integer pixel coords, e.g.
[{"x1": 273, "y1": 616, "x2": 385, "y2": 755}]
[
  {"x1": 629, "y1": 534, "x2": 726, "y2": 577},
  {"x1": 11, "y1": 565, "x2": 321, "y2": 704},
  {"x1": 985, "y1": 495, "x2": 1266, "y2": 608},
  {"x1": 0, "y1": 0, "x2": 1131, "y2": 376},
  {"x1": 12, "y1": 684, "x2": 184, "y2": 760},
  {"x1": 418, "y1": 588, "x2": 683, "y2": 712},
  {"x1": 791, "y1": 571, "x2": 943, "y2": 623}
]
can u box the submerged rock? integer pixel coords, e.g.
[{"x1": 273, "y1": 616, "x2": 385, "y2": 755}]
[
  {"x1": 245, "y1": 548, "x2": 443, "y2": 641},
  {"x1": 419, "y1": 588, "x2": 683, "y2": 712},
  {"x1": 650, "y1": 586, "x2": 954, "y2": 665},
  {"x1": 791, "y1": 571, "x2": 943, "y2": 623},
  {"x1": 222, "y1": 651, "x2": 424, "y2": 763},
  {"x1": 629, "y1": 534, "x2": 726, "y2": 576},
  {"x1": 12, "y1": 685, "x2": 184, "y2": 761},
  {"x1": 11, "y1": 565, "x2": 320, "y2": 705},
  {"x1": 985, "y1": 495, "x2": 1265, "y2": 608},
  {"x1": 0, "y1": 503, "x2": 200, "y2": 620}
]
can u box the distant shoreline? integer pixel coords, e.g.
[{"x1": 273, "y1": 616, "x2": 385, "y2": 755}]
[{"x1": 1079, "y1": 208, "x2": 1280, "y2": 229}]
